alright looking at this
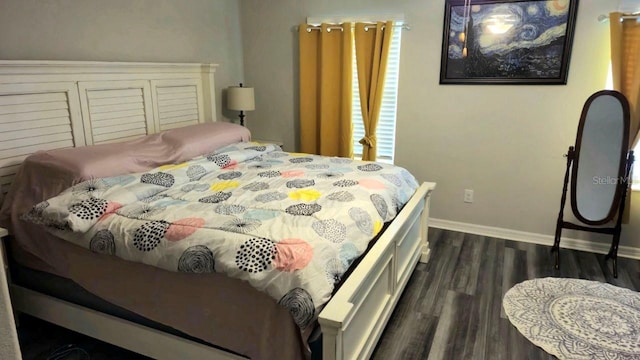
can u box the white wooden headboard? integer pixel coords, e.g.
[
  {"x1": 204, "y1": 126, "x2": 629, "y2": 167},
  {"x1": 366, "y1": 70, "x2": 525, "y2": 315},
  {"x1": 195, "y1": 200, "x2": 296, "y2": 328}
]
[{"x1": 0, "y1": 61, "x2": 218, "y2": 195}]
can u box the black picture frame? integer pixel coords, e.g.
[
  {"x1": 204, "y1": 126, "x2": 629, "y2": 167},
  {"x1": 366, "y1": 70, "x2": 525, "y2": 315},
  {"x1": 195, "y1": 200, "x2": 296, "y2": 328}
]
[{"x1": 439, "y1": 0, "x2": 579, "y2": 85}]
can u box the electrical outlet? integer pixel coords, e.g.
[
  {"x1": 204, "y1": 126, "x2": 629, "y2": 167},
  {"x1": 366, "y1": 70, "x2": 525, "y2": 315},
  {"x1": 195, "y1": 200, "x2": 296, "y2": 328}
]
[{"x1": 464, "y1": 189, "x2": 474, "y2": 203}]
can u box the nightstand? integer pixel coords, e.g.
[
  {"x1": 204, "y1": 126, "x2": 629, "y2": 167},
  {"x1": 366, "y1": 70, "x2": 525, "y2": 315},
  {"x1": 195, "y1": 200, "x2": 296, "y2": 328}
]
[{"x1": 0, "y1": 227, "x2": 22, "y2": 359}]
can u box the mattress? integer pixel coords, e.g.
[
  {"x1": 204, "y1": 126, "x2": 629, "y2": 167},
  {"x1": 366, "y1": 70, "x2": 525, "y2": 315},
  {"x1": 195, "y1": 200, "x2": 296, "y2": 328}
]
[
  {"x1": 7, "y1": 210, "x2": 388, "y2": 359},
  {"x1": 9, "y1": 257, "x2": 241, "y2": 356},
  {"x1": 8, "y1": 227, "x2": 311, "y2": 360}
]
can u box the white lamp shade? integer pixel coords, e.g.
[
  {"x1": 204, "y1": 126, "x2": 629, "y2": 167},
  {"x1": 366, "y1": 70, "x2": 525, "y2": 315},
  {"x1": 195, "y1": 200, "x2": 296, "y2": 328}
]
[{"x1": 227, "y1": 86, "x2": 255, "y2": 111}]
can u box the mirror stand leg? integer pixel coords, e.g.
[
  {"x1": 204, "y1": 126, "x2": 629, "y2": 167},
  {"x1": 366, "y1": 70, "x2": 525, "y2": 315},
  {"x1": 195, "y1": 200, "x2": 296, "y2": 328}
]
[
  {"x1": 606, "y1": 233, "x2": 620, "y2": 278},
  {"x1": 552, "y1": 223, "x2": 562, "y2": 270},
  {"x1": 605, "y1": 152, "x2": 631, "y2": 280},
  {"x1": 605, "y1": 251, "x2": 618, "y2": 278},
  {"x1": 552, "y1": 146, "x2": 573, "y2": 271},
  {"x1": 604, "y1": 151, "x2": 633, "y2": 279}
]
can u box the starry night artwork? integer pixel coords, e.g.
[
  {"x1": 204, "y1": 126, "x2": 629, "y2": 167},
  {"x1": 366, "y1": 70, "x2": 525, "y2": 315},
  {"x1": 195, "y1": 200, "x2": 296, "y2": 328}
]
[{"x1": 439, "y1": 0, "x2": 579, "y2": 84}]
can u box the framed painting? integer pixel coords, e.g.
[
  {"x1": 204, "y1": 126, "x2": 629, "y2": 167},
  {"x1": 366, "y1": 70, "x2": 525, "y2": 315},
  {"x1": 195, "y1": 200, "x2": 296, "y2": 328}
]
[{"x1": 439, "y1": 0, "x2": 579, "y2": 84}]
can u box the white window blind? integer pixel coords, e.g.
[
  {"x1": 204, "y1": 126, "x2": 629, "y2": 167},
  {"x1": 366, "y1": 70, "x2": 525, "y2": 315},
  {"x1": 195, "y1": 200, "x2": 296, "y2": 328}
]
[{"x1": 352, "y1": 24, "x2": 402, "y2": 163}]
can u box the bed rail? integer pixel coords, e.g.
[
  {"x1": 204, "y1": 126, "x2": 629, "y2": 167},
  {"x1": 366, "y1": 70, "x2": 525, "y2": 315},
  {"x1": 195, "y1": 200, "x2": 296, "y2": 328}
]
[{"x1": 319, "y1": 181, "x2": 436, "y2": 360}]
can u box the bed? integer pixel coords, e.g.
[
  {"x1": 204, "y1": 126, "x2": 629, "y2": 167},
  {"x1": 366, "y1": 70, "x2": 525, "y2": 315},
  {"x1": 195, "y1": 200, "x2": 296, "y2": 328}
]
[{"x1": 0, "y1": 60, "x2": 436, "y2": 360}]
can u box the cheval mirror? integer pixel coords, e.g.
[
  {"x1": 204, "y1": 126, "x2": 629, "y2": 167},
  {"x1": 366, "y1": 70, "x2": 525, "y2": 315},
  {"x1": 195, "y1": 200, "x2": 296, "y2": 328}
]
[{"x1": 552, "y1": 90, "x2": 634, "y2": 278}]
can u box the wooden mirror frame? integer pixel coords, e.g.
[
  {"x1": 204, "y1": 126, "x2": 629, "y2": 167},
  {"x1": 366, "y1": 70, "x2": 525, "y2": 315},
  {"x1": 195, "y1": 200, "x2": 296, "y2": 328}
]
[
  {"x1": 553, "y1": 89, "x2": 634, "y2": 278},
  {"x1": 569, "y1": 90, "x2": 630, "y2": 226}
]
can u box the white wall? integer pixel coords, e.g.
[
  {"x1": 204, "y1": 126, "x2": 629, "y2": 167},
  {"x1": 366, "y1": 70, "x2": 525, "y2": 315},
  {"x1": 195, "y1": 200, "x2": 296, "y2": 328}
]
[
  {"x1": 240, "y1": 0, "x2": 640, "y2": 247},
  {"x1": 0, "y1": 0, "x2": 245, "y2": 123}
]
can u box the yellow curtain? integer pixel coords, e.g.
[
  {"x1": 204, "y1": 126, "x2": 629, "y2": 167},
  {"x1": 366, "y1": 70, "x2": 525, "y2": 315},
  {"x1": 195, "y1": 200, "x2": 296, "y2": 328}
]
[
  {"x1": 299, "y1": 23, "x2": 353, "y2": 157},
  {"x1": 610, "y1": 12, "x2": 640, "y2": 146},
  {"x1": 354, "y1": 21, "x2": 393, "y2": 161},
  {"x1": 610, "y1": 12, "x2": 640, "y2": 223}
]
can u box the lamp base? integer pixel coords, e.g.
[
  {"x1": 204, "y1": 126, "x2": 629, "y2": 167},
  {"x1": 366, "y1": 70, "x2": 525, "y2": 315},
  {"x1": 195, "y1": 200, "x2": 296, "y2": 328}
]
[{"x1": 239, "y1": 111, "x2": 245, "y2": 126}]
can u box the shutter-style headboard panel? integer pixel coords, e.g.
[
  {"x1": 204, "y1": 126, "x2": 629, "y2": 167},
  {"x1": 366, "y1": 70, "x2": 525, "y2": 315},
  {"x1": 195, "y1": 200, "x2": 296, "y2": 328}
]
[
  {"x1": 152, "y1": 79, "x2": 205, "y2": 132},
  {"x1": 0, "y1": 61, "x2": 218, "y2": 196},
  {"x1": 79, "y1": 80, "x2": 155, "y2": 145},
  {"x1": 0, "y1": 82, "x2": 85, "y2": 195}
]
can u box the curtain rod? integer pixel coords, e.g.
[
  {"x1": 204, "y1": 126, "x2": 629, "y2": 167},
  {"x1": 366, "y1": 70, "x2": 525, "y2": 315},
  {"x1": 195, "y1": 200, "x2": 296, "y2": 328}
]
[
  {"x1": 598, "y1": 13, "x2": 640, "y2": 22},
  {"x1": 302, "y1": 23, "x2": 410, "y2": 32}
]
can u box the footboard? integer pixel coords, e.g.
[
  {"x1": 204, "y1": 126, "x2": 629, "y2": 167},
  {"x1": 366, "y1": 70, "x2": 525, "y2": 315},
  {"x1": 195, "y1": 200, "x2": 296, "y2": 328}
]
[{"x1": 319, "y1": 182, "x2": 436, "y2": 360}]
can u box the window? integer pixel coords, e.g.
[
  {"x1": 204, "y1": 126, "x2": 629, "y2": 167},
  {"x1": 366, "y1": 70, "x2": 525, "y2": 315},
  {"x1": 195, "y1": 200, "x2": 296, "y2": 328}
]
[{"x1": 352, "y1": 24, "x2": 402, "y2": 163}]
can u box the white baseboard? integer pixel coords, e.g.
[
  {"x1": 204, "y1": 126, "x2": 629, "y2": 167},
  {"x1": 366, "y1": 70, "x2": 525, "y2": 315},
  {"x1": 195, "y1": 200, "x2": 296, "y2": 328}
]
[{"x1": 429, "y1": 218, "x2": 640, "y2": 260}]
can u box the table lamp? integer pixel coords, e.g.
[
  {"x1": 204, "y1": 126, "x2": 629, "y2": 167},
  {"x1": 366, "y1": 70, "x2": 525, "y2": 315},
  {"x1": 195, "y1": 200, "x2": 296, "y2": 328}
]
[{"x1": 227, "y1": 83, "x2": 255, "y2": 126}]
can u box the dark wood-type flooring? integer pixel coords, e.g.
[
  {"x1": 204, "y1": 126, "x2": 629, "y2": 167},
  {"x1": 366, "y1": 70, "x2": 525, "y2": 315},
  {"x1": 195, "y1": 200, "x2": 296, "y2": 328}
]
[
  {"x1": 16, "y1": 228, "x2": 640, "y2": 359},
  {"x1": 371, "y1": 228, "x2": 640, "y2": 359}
]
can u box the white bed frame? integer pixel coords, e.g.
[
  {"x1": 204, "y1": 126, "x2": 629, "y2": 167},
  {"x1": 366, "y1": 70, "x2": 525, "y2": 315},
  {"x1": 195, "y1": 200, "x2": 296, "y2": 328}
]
[{"x1": 0, "y1": 61, "x2": 436, "y2": 360}]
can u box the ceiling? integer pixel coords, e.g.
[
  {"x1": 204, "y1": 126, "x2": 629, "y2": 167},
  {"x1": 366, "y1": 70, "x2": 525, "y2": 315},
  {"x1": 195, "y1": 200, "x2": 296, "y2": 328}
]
[{"x1": 619, "y1": 0, "x2": 640, "y2": 13}]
